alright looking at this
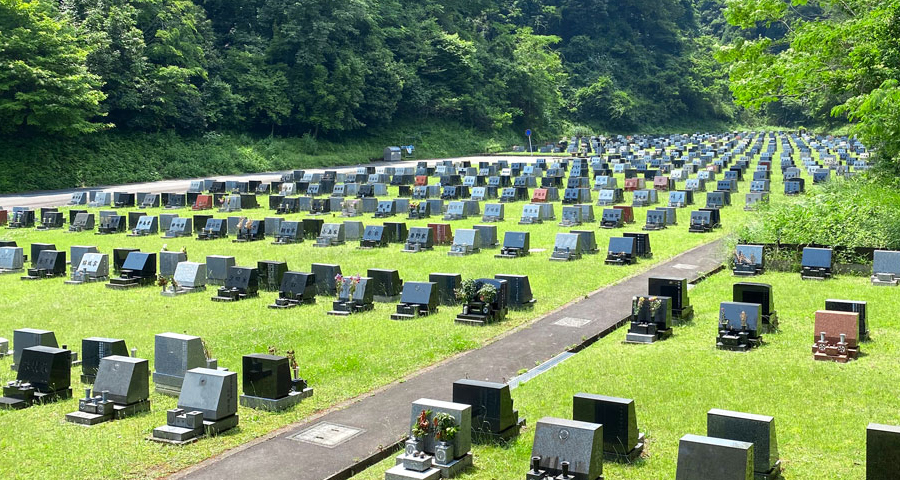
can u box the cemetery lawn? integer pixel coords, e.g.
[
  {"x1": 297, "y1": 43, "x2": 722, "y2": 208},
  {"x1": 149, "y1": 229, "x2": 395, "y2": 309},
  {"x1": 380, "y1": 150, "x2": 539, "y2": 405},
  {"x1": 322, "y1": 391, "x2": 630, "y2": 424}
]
[
  {"x1": 0, "y1": 191, "x2": 745, "y2": 479},
  {"x1": 357, "y1": 271, "x2": 900, "y2": 480}
]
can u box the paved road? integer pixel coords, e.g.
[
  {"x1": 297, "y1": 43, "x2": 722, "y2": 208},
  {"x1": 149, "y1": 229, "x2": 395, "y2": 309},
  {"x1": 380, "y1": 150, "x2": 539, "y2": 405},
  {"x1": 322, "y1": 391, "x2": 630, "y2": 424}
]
[
  {"x1": 172, "y1": 239, "x2": 725, "y2": 480},
  {"x1": 0, "y1": 155, "x2": 547, "y2": 209}
]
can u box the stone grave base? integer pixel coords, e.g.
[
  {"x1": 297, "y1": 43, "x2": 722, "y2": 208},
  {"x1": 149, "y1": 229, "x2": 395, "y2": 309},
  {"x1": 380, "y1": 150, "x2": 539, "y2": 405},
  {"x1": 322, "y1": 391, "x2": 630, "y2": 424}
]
[
  {"x1": 268, "y1": 298, "x2": 316, "y2": 309},
  {"x1": 161, "y1": 286, "x2": 207, "y2": 297},
  {"x1": 0, "y1": 268, "x2": 23, "y2": 275},
  {"x1": 106, "y1": 278, "x2": 154, "y2": 290},
  {"x1": 673, "y1": 306, "x2": 694, "y2": 322},
  {"x1": 871, "y1": 274, "x2": 898, "y2": 287},
  {"x1": 549, "y1": 254, "x2": 579, "y2": 262},
  {"x1": 313, "y1": 241, "x2": 344, "y2": 248},
  {"x1": 358, "y1": 245, "x2": 388, "y2": 250},
  {"x1": 0, "y1": 388, "x2": 72, "y2": 410},
  {"x1": 625, "y1": 328, "x2": 673, "y2": 344},
  {"x1": 65, "y1": 399, "x2": 151, "y2": 426},
  {"x1": 558, "y1": 221, "x2": 582, "y2": 228},
  {"x1": 756, "y1": 460, "x2": 782, "y2": 480},
  {"x1": 716, "y1": 336, "x2": 763, "y2": 352},
  {"x1": 733, "y1": 266, "x2": 762, "y2": 276},
  {"x1": 150, "y1": 414, "x2": 239, "y2": 445},
  {"x1": 162, "y1": 233, "x2": 191, "y2": 239},
  {"x1": 643, "y1": 225, "x2": 666, "y2": 231},
  {"x1": 813, "y1": 348, "x2": 859, "y2": 363},
  {"x1": 240, "y1": 388, "x2": 313, "y2": 411},
  {"x1": 472, "y1": 418, "x2": 526, "y2": 443},
  {"x1": 126, "y1": 232, "x2": 153, "y2": 237},
  {"x1": 390, "y1": 307, "x2": 435, "y2": 321},
  {"x1": 401, "y1": 246, "x2": 429, "y2": 254},
  {"x1": 455, "y1": 312, "x2": 503, "y2": 327},
  {"x1": 271, "y1": 239, "x2": 300, "y2": 245},
  {"x1": 20, "y1": 274, "x2": 60, "y2": 281},
  {"x1": 389, "y1": 452, "x2": 473, "y2": 480},
  {"x1": 605, "y1": 433, "x2": 645, "y2": 462},
  {"x1": 196, "y1": 236, "x2": 226, "y2": 241},
  {"x1": 446, "y1": 250, "x2": 475, "y2": 258},
  {"x1": 231, "y1": 238, "x2": 264, "y2": 243},
  {"x1": 482, "y1": 217, "x2": 501, "y2": 223},
  {"x1": 65, "y1": 276, "x2": 108, "y2": 285},
  {"x1": 518, "y1": 220, "x2": 542, "y2": 225},
  {"x1": 327, "y1": 303, "x2": 374, "y2": 316},
  {"x1": 211, "y1": 292, "x2": 258, "y2": 302},
  {"x1": 604, "y1": 258, "x2": 635, "y2": 266}
]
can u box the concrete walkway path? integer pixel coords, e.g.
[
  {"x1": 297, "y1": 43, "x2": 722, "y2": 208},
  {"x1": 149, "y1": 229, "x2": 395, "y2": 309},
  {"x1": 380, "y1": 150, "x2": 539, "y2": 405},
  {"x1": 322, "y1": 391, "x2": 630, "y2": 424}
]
[{"x1": 172, "y1": 238, "x2": 725, "y2": 480}]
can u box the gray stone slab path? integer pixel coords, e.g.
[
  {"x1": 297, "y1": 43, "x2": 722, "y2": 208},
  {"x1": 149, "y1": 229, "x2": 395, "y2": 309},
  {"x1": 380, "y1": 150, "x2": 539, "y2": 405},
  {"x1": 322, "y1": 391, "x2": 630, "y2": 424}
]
[
  {"x1": 172, "y1": 238, "x2": 725, "y2": 480},
  {"x1": 0, "y1": 155, "x2": 545, "y2": 209}
]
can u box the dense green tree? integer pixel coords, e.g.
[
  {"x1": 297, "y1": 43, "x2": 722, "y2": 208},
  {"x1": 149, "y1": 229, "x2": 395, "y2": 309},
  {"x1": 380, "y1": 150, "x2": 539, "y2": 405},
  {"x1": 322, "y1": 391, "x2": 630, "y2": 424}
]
[{"x1": 0, "y1": 0, "x2": 107, "y2": 135}]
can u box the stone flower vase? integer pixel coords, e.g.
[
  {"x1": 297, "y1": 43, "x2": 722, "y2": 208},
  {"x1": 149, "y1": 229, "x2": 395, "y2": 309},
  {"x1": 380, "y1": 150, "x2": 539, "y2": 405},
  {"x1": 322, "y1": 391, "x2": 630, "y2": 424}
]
[
  {"x1": 405, "y1": 437, "x2": 424, "y2": 456},
  {"x1": 434, "y1": 441, "x2": 454, "y2": 465}
]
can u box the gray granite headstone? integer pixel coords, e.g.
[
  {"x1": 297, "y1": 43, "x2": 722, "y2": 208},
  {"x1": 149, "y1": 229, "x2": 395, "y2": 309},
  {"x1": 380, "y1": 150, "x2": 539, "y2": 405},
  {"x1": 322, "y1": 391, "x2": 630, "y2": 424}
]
[
  {"x1": 264, "y1": 217, "x2": 283, "y2": 236},
  {"x1": 0, "y1": 247, "x2": 24, "y2": 270},
  {"x1": 177, "y1": 368, "x2": 237, "y2": 421},
  {"x1": 531, "y1": 417, "x2": 603, "y2": 480},
  {"x1": 77, "y1": 253, "x2": 109, "y2": 278},
  {"x1": 227, "y1": 216, "x2": 241, "y2": 235},
  {"x1": 707, "y1": 409, "x2": 778, "y2": 475},
  {"x1": 94, "y1": 355, "x2": 149, "y2": 405},
  {"x1": 152, "y1": 333, "x2": 211, "y2": 391},
  {"x1": 675, "y1": 434, "x2": 753, "y2": 480},
  {"x1": 13, "y1": 328, "x2": 58, "y2": 368},
  {"x1": 173, "y1": 262, "x2": 206, "y2": 288},
  {"x1": 206, "y1": 255, "x2": 235, "y2": 285},
  {"x1": 343, "y1": 221, "x2": 364, "y2": 241},
  {"x1": 159, "y1": 213, "x2": 178, "y2": 232},
  {"x1": 69, "y1": 246, "x2": 99, "y2": 270},
  {"x1": 453, "y1": 229, "x2": 481, "y2": 249},
  {"x1": 873, "y1": 250, "x2": 900, "y2": 276},
  {"x1": 159, "y1": 251, "x2": 187, "y2": 277},
  {"x1": 410, "y1": 398, "x2": 472, "y2": 459}
]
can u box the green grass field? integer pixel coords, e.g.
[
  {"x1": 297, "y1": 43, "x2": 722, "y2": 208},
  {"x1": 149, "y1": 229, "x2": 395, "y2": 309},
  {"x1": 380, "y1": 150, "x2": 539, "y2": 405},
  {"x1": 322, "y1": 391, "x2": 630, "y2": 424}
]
[
  {"x1": 357, "y1": 271, "x2": 900, "y2": 480},
  {"x1": 0, "y1": 139, "x2": 830, "y2": 479}
]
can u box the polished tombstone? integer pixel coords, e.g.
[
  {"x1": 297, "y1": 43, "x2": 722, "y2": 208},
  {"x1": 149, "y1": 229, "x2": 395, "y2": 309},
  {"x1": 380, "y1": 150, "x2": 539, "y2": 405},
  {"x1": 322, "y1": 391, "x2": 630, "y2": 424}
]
[
  {"x1": 327, "y1": 276, "x2": 374, "y2": 315},
  {"x1": 529, "y1": 417, "x2": 604, "y2": 480},
  {"x1": 0, "y1": 346, "x2": 73, "y2": 410},
  {"x1": 311, "y1": 263, "x2": 341, "y2": 296},
  {"x1": 624, "y1": 232, "x2": 651, "y2": 258},
  {"x1": 454, "y1": 278, "x2": 508, "y2": 326},
  {"x1": 429, "y1": 273, "x2": 462, "y2": 306},
  {"x1": 452, "y1": 379, "x2": 524, "y2": 441},
  {"x1": 550, "y1": 233, "x2": 583, "y2": 262},
  {"x1": 29, "y1": 242, "x2": 56, "y2": 266},
  {"x1": 159, "y1": 250, "x2": 187, "y2": 278},
  {"x1": 8, "y1": 209, "x2": 35, "y2": 228},
  {"x1": 707, "y1": 409, "x2": 781, "y2": 480},
  {"x1": 644, "y1": 209, "x2": 668, "y2": 231},
  {"x1": 388, "y1": 399, "x2": 473, "y2": 480},
  {"x1": 560, "y1": 206, "x2": 583, "y2": 227},
  {"x1": 391, "y1": 282, "x2": 439, "y2": 320},
  {"x1": 625, "y1": 295, "x2": 673, "y2": 343},
  {"x1": 314, "y1": 223, "x2": 345, "y2": 247},
  {"x1": 648, "y1": 277, "x2": 693, "y2": 320},
  {"x1": 129, "y1": 216, "x2": 159, "y2": 237},
  {"x1": 21, "y1": 250, "x2": 66, "y2": 280},
  {"x1": 151, "y1": 368, "x2": 239, "y2": 444},
  {"x1": 205, "y1": 255, "x2": 235, "y2": 286},
  {"x1": 824, "y1": 299, "x2": 868, "y2": 340},
  {"x1": 0, "y1": 247, "x2": 24, "y2": 274},
  {"x1": 675, "y1": 434, "x2": 753, "y2": 480},
  {"x1": 716, "y1": 302, "x2": 763, "y2": 351},
  {"x1": 604, "y1": 237, "x2": 636, "y2": 266},
  {"x1": 269, "y1": 272, "x2": 317, "y2": 309},
  {"x1": 733, "y1": 283, "x2": 778, "y2": 332},
  {"x1": 106, "y1": 252, "x2": 156, "y2": 289},
  {"x1": 494, "y1": 274, "x2": 535, "y2": 308},
  {"x1": 10, "y1": 328, "x2": 58, "y2": 371},
  {"x1": 96, "y1": 214, "x2": 126, "y2": 234},
  {"x1": 801, "y1": 247, "x2": 833, "y2": 280},
  {"x1": 448, "y1": 229, "x2": 481, "y2": 257},
  {"x1": 402, "y1": 227, "x2": 434, "y2": 253},
  {"x1": 111, "y1": 247, "x2": 139, "y2": 274},
  {"x1": 867, "y1": 423, "x2": 900, "y2": 480},
  {"x1": 233, "y1": 217, "x2": 265, "y2": 242},
  {"x1": 69, "y1": 212, "x2": 95, "y2": 232},
  {"x1": 495, "y1": 231, "x2": 530, "y2": 259},
  {"x1": 572, "y1": 393, "x2": 644, "y2": 462},
  {"x1": 688, "y1": 210, "x2": 715, "y2": 233},
  {"x1": 571, "y1": 230, "x2": 599, "y2": 255},
  {"x1": 443, "y1": 201, "x2": 467, "y2": 221},
  {"x1": 360, "y1": 225, "x2": 390, "y2": 249},
  {"x1": 152, "y1": 333, "x2": 217, "y2": 396},
  {"x1": 219, "y1": 195, "x2": 242, "y2": 212},
  {"x1": 812, "y1": 310, "x2": 860, "y2": 363},
  {"x1": 257, "y1": 260, "x2": 288, "y2": 292},
  {"x1": 871, "y1": 250, "x2": 900, "y2": 286},
  {"x1": 161, "y1": 262, "x2": 207, "y2": 296},
  {"x1": 368, "y1": 268, "x2": 403, "y2": 302},
  {"x1": 37, "y1": 211, "x2": 64, "y2": 230},
  {"x1": 482, "y1": 203, "x2": 504, "y2": 222},
  {"x1": 600, "y1": 209, "x2": 623, "y2": 229},
  {"x1": 733, "y1": 245, "x2": 765, "y2": 276},
  {"x1": 195, "y1": 218, "x2": 226, "y2": 240},
  {"x1": 139, "y1": 193, "x2": 160, "y2": 209},
  {"x1": 239, "y1": 354, "x2": 312, "y2": 411},
  {"x1": 212, "y1": 266, "x2": 259, "y2": 302},
  {"x1": 66, "y1": 356, "x2": 150, "y2": 425},
  {"x1": 80, "y1": 338, "x2": 128, "y2": 384},
  {"x1": 344, "y1": 220, "x2": 365, "y2": 241},
  {"x1": 519, "y1": 204, "x2": 543, "y2": 225},
  {"x1": 270, "y1": 220, "x2": 301, "y2": 245}
]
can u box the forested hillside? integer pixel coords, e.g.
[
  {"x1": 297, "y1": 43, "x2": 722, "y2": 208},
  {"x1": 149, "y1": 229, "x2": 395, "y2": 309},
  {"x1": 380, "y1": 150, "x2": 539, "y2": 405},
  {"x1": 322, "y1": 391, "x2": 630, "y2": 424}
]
[{"x1": 1, "y1": 0, "x2": 738, "y2": 138}]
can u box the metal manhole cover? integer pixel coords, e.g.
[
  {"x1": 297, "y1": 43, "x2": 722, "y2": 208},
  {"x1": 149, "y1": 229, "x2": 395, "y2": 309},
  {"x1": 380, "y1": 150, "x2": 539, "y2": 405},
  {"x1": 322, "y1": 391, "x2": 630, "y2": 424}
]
[
  {"x1": 672, "y1": 264, "x2": 699, "y2": 270},
  {"x1": 289, "y1": 422, "x2": 365, "y2": 448},
  {"x1": 553, "y1": 317, "x2": 592, "y2": 328}
]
